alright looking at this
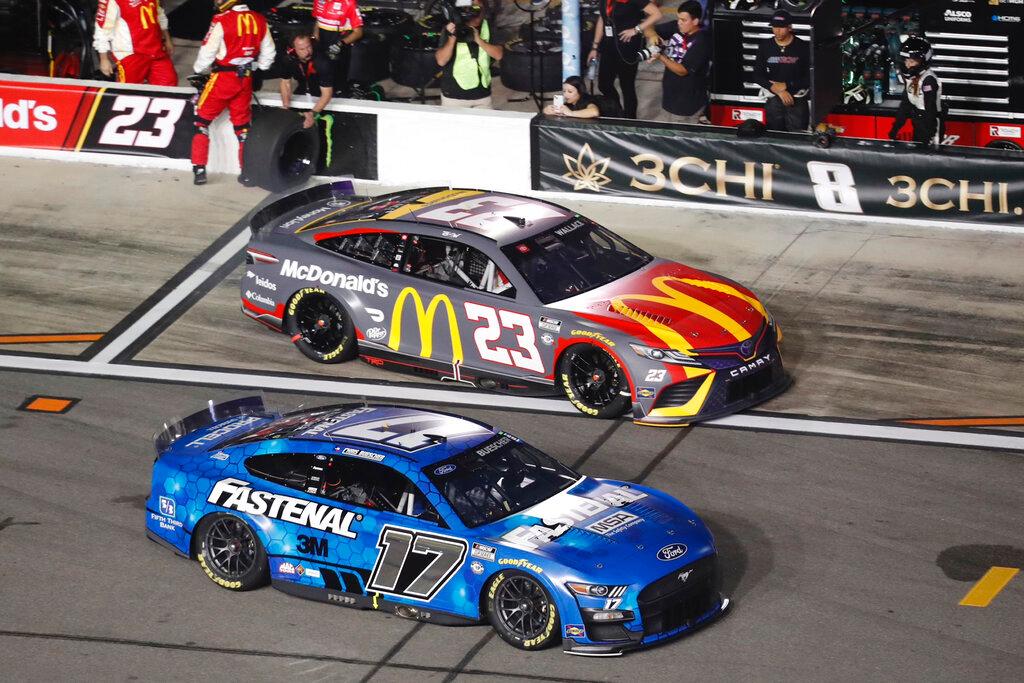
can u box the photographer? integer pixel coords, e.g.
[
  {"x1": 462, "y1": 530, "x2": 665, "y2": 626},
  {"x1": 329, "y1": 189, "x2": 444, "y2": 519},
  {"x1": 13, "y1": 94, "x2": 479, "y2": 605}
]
[
  {"x1": 647, "y1": 1, "x2": 710, "y2": 124},
  {"x1": 588, "y1": 0, "x2": 661, "y2": 119},
  {"x1": 275, "y1": 34, "x2": 334, "y2": 129},
  {"x1": 752, "y1": 9, "x2": 809, "y2": 132},
  {"x1": 312, "y1": 0, "x2": 364, "y2": 96},
  {"x1": 435, "y1": 2, "x2": 503, "y2": 109},
  {"x1": 543, "y1": 76, "x2": 601, "y2": 118}
]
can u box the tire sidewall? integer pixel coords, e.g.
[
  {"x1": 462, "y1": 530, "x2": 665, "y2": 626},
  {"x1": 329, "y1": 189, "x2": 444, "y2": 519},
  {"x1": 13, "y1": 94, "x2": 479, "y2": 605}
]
[
  {"x1": 285, "y1": 288, "x2": 357, "y2": 364},
  {"x1": 485, "y1": 570, "x2": 561, "y2": 651},
  {"x1": 196, "y1": 513, "x2": 269, "y2": 591},
  {"x1": 557, "y1": 344, "x2": 632, "y2": 419}
]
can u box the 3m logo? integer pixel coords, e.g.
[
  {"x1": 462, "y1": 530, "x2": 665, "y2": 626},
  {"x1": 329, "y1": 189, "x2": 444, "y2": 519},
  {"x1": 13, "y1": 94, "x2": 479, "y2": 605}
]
[
  {"x1": 297, "y1": 534, "x2": 328, "y2": 557},
  {"x1": 238, "y1": 12, "x2": 259, "y2": 35},
  {"x1": 389, "y1": 288, "x2": 464, "y2": 362}
]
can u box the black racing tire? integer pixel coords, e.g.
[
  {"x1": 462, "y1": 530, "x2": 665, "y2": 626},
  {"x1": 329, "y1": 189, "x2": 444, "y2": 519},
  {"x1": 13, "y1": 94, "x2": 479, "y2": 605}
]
[
  {"x1": 195, "y1": 513, "x2": 269, "y2": 591},
  {"x1": 557, "y1": 344, "x2": 631, "y2": 419},
  {"x1": 485, "y1": 571, "x2": 561, "y2": 651},
  {"x1": 501, "y1": 38, "x2": 563, "y2": 94},
  {"x1": 243, "y1": 105, "x2": 321, "y2": 192},
  {"x1": 985, "y1": 140, "x2": 1022, "y2": 151},
  {"x1": 285, "y1": 288, "x2": 358, "y2": 364}
]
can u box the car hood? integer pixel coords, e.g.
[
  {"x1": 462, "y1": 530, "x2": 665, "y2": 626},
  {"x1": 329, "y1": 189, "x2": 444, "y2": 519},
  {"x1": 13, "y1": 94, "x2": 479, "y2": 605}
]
[
  {"x1": 553, "y1": 259, "x2": 768, "y2": 352},
  {"x1": 478, "y1": 477, "x2": 715, "y2": 580}
]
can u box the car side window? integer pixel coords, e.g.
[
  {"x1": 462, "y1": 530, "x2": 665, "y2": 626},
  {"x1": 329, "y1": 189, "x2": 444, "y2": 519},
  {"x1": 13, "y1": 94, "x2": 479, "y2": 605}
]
[
  {"x1": 318, "y1": 455, "x2": 442, "y2": 524},
  {"x1": 402, "y1": 235, "x2": 515, "y2": 297},
  {"x1": 319, "y1": 232, "x2": 403, "y2": 269},
  {"x1": 245, "y1": 453, "x2": 315, "y2": 492}
]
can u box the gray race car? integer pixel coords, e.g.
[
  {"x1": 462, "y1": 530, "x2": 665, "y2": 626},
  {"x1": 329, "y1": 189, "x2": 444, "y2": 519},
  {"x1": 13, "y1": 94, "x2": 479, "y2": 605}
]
[{"x1": 241, "y1": 182, "x2": 788, "y2": 425}]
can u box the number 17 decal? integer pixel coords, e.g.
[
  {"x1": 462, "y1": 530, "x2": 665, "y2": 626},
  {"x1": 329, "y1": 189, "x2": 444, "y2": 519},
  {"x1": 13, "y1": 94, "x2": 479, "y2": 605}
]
[
  {"x1": 368, "y1": 527, "x2": 468, "y2": 601},
  {"x1": 464, "y1": 302, "x2": 545, "y2": 373}
]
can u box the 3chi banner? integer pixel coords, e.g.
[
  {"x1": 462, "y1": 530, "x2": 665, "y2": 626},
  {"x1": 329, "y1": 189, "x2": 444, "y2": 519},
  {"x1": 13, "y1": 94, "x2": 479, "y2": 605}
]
[{"x1": 532, "y1": 118, "x2": 1024, "y2": 225}]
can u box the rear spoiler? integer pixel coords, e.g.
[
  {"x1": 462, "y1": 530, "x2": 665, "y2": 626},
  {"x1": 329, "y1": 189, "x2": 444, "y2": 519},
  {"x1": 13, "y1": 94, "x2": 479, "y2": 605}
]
[
  {"x1": 249, "y1": 180, "x2": 358, "y2": 238},
  {"x1": 153, "y1": 396, "x2": 269, "y2": 457}
]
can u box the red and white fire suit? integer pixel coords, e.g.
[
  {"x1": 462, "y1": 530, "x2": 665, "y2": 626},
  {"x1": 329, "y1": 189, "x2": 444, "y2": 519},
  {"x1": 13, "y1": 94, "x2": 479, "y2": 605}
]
[
  {"x1": 312, "y1": 0, "x2": 364, "y2": 33},
  {"x1": 191, "y1": 4, "x2": 276, "y2": 170},
  {"x1": 93, "y1": 0, "x2": 177, "y2": 86}
]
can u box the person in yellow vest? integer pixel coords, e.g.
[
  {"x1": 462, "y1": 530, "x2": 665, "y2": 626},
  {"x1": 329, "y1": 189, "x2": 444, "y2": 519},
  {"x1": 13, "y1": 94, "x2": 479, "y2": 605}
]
[{"x1": 434, "y1": 2, "x2": 502, "y2": 108}]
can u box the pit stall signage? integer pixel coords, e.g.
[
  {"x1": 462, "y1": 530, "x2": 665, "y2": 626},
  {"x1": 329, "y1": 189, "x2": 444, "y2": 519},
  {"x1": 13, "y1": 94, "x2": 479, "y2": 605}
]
[{"x1": 531, "y1": 117, "x2": 1024, "y2": 225}]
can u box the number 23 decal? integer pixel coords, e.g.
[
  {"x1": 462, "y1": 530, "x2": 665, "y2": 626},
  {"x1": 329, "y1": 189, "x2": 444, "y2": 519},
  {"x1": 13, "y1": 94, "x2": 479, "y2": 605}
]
[{"x1": 464, "y1": 302, "x2": 545, "y2": 373}]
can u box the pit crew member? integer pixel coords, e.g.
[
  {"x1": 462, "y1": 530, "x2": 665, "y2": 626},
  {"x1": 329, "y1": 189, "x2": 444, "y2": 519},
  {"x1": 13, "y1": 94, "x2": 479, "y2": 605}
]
[{"x1": 93, "y1": 0, "x2": 177, "y2": 85}]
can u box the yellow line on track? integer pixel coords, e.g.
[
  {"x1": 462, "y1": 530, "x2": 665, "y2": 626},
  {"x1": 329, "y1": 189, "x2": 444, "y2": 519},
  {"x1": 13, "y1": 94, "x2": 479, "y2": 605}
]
[
  {"x1": 0, "y1": 333, "x2": 103, "y2": 345},
  {"x1": 959, "y1": 567, "x2": 1019, "y2": 607}
]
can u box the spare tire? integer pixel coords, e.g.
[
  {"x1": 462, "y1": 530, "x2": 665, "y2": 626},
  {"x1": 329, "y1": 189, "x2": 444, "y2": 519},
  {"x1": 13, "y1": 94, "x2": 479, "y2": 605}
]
[
  {"x1": 501, "y1": 38, "x2": 563, "y2": 93},
  {"x1": 243, "y1": 106, "x2": 321, "y2": 192}
]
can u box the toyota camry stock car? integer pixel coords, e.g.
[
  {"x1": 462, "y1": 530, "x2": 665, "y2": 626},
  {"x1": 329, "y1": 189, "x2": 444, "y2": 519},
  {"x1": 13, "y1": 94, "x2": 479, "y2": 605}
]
[
  {"x1": 241, "y1": 182, "x2": 789, "y2": 425},
  {"x1": 146, "y1": 398, "x2": 729, "y2": 655}
]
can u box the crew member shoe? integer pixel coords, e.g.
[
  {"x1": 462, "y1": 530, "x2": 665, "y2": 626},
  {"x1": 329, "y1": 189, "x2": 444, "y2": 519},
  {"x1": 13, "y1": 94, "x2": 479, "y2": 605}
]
[
  {"x1": 193, "y1": 165, "x2": 207, "y2": 185},
  {"x1": 237, "y1": 173, "x2": 256, "y2": 187}
]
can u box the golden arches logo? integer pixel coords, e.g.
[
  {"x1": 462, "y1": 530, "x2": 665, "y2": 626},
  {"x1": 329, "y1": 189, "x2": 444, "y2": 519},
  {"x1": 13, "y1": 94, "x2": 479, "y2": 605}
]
[
  {"x1": 610, "y1": 276, "x2": 765, "y2": 352},
  {"x1": 139, "y1": 2, "x2": 156, "y2": 30},
  {"x1": 237, "y1": 12, "x2": 259, "y2": 35},
  {"x1": 388, "y1": 288, "x2": 464, "y2": 363}
]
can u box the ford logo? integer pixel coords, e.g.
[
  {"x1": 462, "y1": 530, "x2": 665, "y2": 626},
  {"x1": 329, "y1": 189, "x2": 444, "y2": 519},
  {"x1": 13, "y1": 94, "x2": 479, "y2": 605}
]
[
  {"x1": 656, "y1": 543, "x2": 687, "y2": 561},
  {"x1": 434, "y1": 463, "x2": 457, "y2": 476}
]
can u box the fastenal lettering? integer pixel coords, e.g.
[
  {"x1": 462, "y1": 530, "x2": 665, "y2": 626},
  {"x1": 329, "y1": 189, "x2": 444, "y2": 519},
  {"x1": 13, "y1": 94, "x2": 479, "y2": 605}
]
[
  {"x1": 388, "y1": 287, "x2": 464, "y2": 362},
  {"x1": 208, "y1": 478, "x2": 359, "y2": 538},
  {"x1": 630, "y1": 153, "x2": 775, "y2": 201},
  {"x1": 280, "y1": 260, "x2": 389, "y2": 297}
]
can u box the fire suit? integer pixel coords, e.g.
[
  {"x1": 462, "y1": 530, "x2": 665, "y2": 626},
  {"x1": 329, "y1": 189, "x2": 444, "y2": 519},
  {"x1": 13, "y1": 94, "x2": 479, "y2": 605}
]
[
  {"x1": 93, "y1": 0, "x2": 177, "y2": 86},
  {"x1": 191, "y1": 4, "x2": 276, "y2": 171}
]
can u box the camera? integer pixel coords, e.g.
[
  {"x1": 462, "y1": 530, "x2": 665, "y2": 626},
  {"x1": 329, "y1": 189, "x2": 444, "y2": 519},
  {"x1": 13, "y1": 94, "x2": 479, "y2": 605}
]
[
  {"x1": 439, "y1": 0, "x2": 481, "y2": 41},
  {"x1": 636, "y1": 43, "x2": 661, "y2": 61}
]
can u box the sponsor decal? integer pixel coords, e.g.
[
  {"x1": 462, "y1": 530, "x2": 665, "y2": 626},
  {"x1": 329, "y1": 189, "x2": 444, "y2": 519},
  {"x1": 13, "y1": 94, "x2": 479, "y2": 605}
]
[
  {"x1": 538, "y1": 316, "x2": 562, "y2": 333},
  {"x1": 540, "y1": 333, "x2": 555, "y2": 345},
  {"x1": 992, "y1": 13, "x2": 1021, "y2": 21},
  {"x1": 150, "y1": 511, "x2": 182, "y2": 532},
  {"x1": 159, "y1": 496, "x2": 176, "y2": 517},
  {"x1": 246, "y1": 271, "x2": 278, "y2": 291},
  {"x1": 297, "y1": 534, "x2": 328, "y2": 557},
  {"x1": 728, "y1": 353, "x2": 773, "y2": 378},
  {"x1": 280, "y1": 259, "x2": 389, "y2": 297},
  {"x1": 990, "y1": 125, "x2": 1022, "y2": 138},
  {"x1": 281, "y1": 205, "x2": 335, "y2": 230},
  {"x1": 657, "y1": 543, "x2": 688, "y2": 561},
  {"x1": 307, "y1": 567, "x2": 323, "y2": 579},
  {"x1": 279, "y1": 562, "x2": 297, "y2": 575},
  {"x1": 208, "y1": 478, "x2": 361, "y2": 538},
  {"x1": 210, "y1": 451, "x2": 230, "y2": 461},
  {"x1": 570, "y1": 329, "x2": 616, "y2": 347},
  {"x1": 498, "y1": 558, "x2": 544, "y2": 573},
  {"x1": 299, "y1": 406, "x2": 376, "y2": 437},
  {"x1": 586, "y1": 511, "x2": 643, "y2": 536},
  {"x1": 731, "y1": 108, "x2": 765, "y2": 123},
  {"x1": 434, "y1": 463, "x2": 457, "y2": 476},
  {"x1": 637, "y1": 387, "x2": 656, "y2": 399},
  {"x1": 388, "y1": 288, "x2": 463, "y2": 362},
  {"x1": 471, "y1": 542, "x2": 497, "y2": 561},
  {"x1": 944, "y1": 8, "x2": 972, "y2": 21},
  {"x1": 595, "y1": 485, "x2": 648, "y2": 508},
  {"x1": 562, "y1": 143, "x2": 612, "y2": 192},
  {"x1": 677, "y1": 569, "x2": 693, "y2": 583},
  {"x1": 328, "y1": 592, "x2": 357, "y2": 604},
  {"x1": 0, "y1": 98, "x2": 57, "y2": 131},
  {"x1": 564, "y1": 624, "x2": 586, "y2": 638},
  {"x1": 186, "y1": 415, "x2": 264, "y2": 447},
  {"x1": 245, "y1": 290, "x2": 275, "y2": 307},
  {"x1": 365, "y1": 307, "x2": 385, "y2": 323},
  {"x1": 441, "y1": 230, "x2": 462, "y2": 239},
  {"x1": 365, "y1": 326, "x2": 387, "y2": 341},
  {"x1": 341, "y1": 447, "x2": 386, "y2": 462},
  {"x1": 502, "y1": 522, "x2": 572, "y2": 551},
  {"x1": 470, "y1": 561, "x2": 485, "y2": 575},
  {"x1": 503, "y1": 486, "x2": 648, "y2": 549}
]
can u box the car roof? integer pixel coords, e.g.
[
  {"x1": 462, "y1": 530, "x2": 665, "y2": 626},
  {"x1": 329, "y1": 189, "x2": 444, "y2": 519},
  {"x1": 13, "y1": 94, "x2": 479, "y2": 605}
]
[
  {"x1": 287, "y1": 188, "x2": 575, "y2": 247},
  {"x1": 236, "y1": 404, "x2": 499, "y2": 467}
]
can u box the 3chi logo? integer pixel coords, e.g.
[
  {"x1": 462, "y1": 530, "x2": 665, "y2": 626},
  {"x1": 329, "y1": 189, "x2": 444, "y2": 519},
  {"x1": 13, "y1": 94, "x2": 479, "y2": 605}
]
[{"x1": 562, "y1": 143, "x2": 612, "y2": 192}]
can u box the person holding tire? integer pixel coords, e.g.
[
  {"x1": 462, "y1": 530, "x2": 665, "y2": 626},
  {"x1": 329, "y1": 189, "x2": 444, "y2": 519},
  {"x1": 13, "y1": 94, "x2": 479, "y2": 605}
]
[
  {"x1": 435, "y1": 2, "x2": 503, "y2": 109},
  {"x1": 190, "y1": 0, "x2": 276, "y2": 187},
  {"x1": 274, "y1": 33, "x2": 335, "y2": 129},
  {"x1": 588, "y1": 0, "x2": 661, "y2": 119}
]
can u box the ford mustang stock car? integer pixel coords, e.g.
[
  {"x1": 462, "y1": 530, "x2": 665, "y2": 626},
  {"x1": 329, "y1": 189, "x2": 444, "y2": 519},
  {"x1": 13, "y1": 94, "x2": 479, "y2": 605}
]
[
  {"x1": 146, "y1": 398, "x2": 729, "y2": 655},
  {"x1": 241, "y1": 182, "x2": 789, "y2": 425}
]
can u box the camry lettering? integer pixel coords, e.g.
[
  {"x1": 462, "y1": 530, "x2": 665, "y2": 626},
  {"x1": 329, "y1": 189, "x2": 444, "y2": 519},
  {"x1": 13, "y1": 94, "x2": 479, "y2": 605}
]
[
  {"x1": 208, "y1": 478, "x2": 359, "y2": 538},
  {"x1": 280, "y1": 259, "x2": 389, "y2": 297},
  {"x1": 729, "y1": 353, "x2": 772, "y2": 378}
]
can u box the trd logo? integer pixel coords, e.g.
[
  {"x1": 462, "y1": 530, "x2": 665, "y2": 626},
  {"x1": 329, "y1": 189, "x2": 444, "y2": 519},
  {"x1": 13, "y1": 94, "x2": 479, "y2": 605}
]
[{"x1": 297, "y1": 534, "x2": 328, "y2": 557}]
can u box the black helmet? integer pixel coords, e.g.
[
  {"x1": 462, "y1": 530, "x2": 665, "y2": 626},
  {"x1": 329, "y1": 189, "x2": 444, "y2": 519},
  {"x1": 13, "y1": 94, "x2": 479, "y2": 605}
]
[{"x1": 899, "y1": 36, "x2": 932, "y2": 77}]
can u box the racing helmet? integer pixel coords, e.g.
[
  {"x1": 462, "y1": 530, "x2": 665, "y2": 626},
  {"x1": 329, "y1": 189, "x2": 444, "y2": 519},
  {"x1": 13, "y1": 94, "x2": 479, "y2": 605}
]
[
  {"x1": 214, "y1": 0, "x2": 239, "y2": 11},
  {"x1": 898, "y1": 36, "x2": 932, "y2": 77}
]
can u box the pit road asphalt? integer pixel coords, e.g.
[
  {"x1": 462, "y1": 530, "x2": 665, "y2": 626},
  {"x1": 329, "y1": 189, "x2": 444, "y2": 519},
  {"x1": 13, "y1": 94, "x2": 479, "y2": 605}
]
[{"x1": 0, "y1": 159, "x2": 1021, "y2": 681}]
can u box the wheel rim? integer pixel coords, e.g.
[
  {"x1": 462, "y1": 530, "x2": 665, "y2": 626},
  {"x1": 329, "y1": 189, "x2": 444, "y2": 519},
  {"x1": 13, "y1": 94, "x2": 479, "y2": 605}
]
[
  {"x1": 495, "y1": 576, "x2": 551, "y2": 641},
  {"x1": 567, "y1": 347, "x2": 625, "y2": 408},
  {"x1": 294, "y1": 295, "x2": 347, "y2": 354},
  {"x1": 205, "y1": 517, "x2": 258, "y2": 578},
  {"x1": 279, "y1": 132, "x2": 316, "y2": 179}
]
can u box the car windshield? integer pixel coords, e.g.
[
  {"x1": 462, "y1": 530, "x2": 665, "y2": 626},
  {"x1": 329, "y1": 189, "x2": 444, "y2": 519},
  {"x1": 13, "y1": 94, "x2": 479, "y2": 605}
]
[
  {"x1": 501, "y1": 216, "x2": 652, "y2": 304},
  {"x1": 426, "y1": 434, "x2": 580, "y2": 528}
]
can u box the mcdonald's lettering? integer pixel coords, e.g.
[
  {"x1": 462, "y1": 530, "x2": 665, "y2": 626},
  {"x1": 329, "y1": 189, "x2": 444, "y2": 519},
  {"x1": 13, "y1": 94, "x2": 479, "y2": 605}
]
[
  {"x1": 139, "y1": 2, "x2": 156, "y2": 30},
  {"x1": 237, "y1": 12, "x2": 259, "y2": 35},
  {"x1": 610, "y1": 277, "x2": 766, "y2": 352},
  {"x1": 389, "y1": 288, "x2": 464, "y2": 363}
]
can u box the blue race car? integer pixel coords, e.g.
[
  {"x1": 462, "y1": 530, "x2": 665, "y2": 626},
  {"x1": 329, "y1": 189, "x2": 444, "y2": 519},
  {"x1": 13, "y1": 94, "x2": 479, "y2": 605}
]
[{"x1": 146, "y1": 398, "x2": 729, "y2": 655}]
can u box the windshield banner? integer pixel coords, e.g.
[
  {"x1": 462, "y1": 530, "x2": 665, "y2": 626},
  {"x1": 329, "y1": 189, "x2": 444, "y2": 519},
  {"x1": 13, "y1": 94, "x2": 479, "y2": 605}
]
[{"x1": 531, "y1": 117, "x2": 1024, "y2": 225}]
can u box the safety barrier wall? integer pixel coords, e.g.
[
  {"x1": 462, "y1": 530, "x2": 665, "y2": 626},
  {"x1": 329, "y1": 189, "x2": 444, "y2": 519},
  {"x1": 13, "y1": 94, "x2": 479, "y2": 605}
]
[
  {"x1": 532, "y1": 116, "x2": 1024, "y2": 226},
  {"x1": 0, "y1": 74, "x2": 535, "y2": 193}
]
